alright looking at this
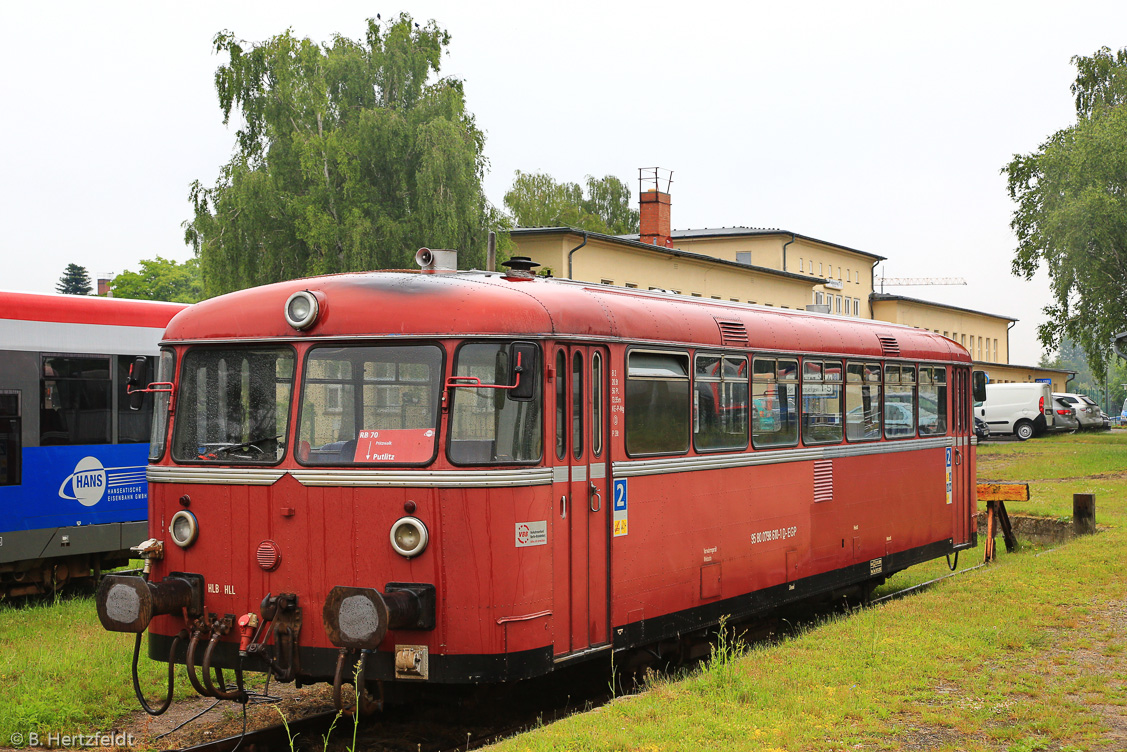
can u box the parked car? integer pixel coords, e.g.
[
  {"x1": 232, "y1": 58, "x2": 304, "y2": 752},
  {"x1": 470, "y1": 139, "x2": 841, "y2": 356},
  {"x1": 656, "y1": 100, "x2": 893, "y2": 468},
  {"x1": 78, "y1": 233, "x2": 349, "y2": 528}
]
[
  {"x1": 1046, "y1": 397, "x2": 1080, "y2": 433},
  {"x1": 978, "y1": 382, "x2": 1054, "y2": 440},
  {"x1": 973, "y1": 416, "x2": 990, "y2": 440},
  {"x1": 1053, "y1": 392, "x2": 1104, "y2": 430}
]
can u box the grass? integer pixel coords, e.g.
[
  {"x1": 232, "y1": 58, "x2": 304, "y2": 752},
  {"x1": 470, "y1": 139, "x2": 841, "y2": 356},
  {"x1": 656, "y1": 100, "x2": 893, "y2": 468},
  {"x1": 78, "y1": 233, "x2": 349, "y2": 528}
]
[
  {"x1": 490, "y1": 431, "x2": 1127, "y2": 751},
  {"x1": 0, "y1": 590, "x2": 195, "y2": 742},
  {"x1": 2, "y1": 432, "x2": 1125, "y2": 750}
]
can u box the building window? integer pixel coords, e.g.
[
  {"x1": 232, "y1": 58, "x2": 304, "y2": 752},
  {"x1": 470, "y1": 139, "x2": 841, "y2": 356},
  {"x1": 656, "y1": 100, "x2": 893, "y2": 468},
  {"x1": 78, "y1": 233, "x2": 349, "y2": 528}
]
[
  {"x1": 711, "y1": 295, "x2": 721, "y2": 300},
  {"x1": 854, "y1": 298, "x2": 860, "y2": 316},
  {"x1": 836, "y1": 295, "x2": 843, "y2": 314},
  {"x1": 815, "y1": 292, "x2": 824, "y2": 305},
  {"x1": 736, "y1": 252, "x2": 752, "y2": 266},
  {"x1": 994, "y1": 339, "x2": 999, "y2": 360},
  {"x1": 601, "y1": 279, "x2": 614, "y2": 285},
  {"x1": 819, "y1": 263, "x2": 824, "y2": 276},
  {"x1": 625, "y1": 282, "x2": 637, "y2": 289},
  {"x1": 691, "y1": 293, "x2": 702, "y2": 297},
  {"x1": 799, "y1": 258, "x2": 805, "y2": 272}
]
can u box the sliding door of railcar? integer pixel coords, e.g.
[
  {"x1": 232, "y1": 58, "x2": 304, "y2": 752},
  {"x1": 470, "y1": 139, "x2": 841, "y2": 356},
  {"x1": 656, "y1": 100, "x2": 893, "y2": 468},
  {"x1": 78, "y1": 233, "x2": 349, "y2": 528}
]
[
  {"x1": 550, "y1": 344, "x2": 610, "y2": 656},
  {"x1": 952, "y1": 367, "x2": 973, "y2": 546}
]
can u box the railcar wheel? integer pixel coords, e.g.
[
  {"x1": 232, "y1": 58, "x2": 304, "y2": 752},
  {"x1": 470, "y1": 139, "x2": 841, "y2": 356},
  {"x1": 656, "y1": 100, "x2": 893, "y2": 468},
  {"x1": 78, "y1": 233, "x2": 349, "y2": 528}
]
[{"x1": 1014, "y1": 420, "x2": 1035, "y2": 441}]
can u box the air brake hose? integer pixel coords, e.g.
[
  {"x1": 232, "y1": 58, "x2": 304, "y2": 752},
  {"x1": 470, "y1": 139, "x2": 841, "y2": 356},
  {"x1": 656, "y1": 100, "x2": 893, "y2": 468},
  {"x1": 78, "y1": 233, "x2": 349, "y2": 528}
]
[
  {"x1": 203, "y1": 633, "x2": 247, "y2": 702},
  {"x1": 132, "y1": 631, "x2": 181, "y2": 716}
]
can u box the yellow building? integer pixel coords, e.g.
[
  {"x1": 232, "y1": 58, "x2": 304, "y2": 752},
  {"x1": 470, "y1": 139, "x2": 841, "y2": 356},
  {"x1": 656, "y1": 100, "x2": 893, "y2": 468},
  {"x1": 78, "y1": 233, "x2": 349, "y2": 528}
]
[
  {"x1": 507, "y1": 185, "x2": 1073, "y2": 388},
  {"x1": 508, "y1": 227, "x2": 820, "y2": 310}
]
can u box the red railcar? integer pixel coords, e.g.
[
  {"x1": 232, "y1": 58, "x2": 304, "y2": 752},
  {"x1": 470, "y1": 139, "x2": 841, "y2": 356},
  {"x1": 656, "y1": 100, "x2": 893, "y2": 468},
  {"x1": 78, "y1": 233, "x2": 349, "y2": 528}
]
[{"x1": 98, "y1": 260, "x2": 978, "y2": 706}]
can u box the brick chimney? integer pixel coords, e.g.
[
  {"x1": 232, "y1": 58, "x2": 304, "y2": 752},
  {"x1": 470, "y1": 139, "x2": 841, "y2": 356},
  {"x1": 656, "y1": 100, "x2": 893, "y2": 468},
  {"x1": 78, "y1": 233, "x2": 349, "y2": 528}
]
[
  {"x1": 639, "y1": 189, "x2": 672, "y2": 247},
  {"x1": 97, "y1": 277, "x2": 112, "y2": 297}
]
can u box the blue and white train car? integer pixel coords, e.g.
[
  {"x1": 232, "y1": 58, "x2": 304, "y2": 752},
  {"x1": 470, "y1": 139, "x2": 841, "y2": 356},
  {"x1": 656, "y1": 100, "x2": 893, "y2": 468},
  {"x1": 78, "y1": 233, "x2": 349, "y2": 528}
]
[{"x1": 0, "y1": 291, "x2": 184, "y2": 596}]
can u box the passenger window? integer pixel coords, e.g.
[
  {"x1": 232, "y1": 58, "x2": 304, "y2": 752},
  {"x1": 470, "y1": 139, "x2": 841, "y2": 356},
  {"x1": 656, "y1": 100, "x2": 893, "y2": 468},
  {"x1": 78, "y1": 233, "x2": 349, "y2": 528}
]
[
  {"x1": 625, "y1": 351, "x2": 689, "y2": 455},
  {"x1": 919, "y1": 367, "x2": 948, "y2": 436},
  {"x1": 694, "y1": 353, "x2": 749, "y2": 452},
  {"x1": 752, "y1": 357, "x2": 798, "y2": 448},
  {"x1": 803, "y1": 359, "x2": 842, "y2": 445},
  {"x1": 41, "y1": 355, "x2": 111, "y2": 445},
  {"x1": 0, "y1": 391, "x2": 20, "y2": 486},
  {"x1": 845, "y1": 362, "x2": 881, "y2": 441},
  {"x1": 885, "y1": 364, "x2": 917, "y2": 439}
]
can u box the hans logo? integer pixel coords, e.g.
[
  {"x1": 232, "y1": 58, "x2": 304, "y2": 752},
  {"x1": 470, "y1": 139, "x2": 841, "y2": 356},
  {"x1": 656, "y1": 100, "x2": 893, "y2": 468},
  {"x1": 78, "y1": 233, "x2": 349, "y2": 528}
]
[{"x1": 59, "y1": 456, "x2": 107, "y2": 507}]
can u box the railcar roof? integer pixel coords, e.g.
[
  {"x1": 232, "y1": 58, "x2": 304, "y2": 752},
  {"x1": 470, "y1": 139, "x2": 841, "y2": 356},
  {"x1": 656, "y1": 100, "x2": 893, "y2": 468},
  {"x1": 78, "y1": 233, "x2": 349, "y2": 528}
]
[
  {"x1": 163, "y1": 271, "x2": 969, "y2": 363},
  {"x1": 0, "y1": 289, "x2": 187, "y2": 328}
]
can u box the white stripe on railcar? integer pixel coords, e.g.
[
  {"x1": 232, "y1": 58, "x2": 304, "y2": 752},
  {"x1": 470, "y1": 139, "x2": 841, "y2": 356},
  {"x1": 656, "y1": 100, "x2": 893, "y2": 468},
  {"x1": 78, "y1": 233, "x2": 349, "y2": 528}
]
[{"x1": 0, "y1": 319, "x2": 167, "y2": 355}]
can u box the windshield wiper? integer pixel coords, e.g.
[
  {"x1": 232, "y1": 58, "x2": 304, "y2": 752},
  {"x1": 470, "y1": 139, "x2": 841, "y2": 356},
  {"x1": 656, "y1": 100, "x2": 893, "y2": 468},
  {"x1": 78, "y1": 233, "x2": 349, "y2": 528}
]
[{"x1": 211, "y1": 434, "x2": 283, "y2": 458}]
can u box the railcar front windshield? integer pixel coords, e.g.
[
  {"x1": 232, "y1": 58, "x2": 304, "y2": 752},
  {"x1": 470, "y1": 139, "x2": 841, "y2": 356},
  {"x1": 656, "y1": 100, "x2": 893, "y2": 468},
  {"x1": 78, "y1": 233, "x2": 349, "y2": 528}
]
[
  {"x1": 171, "y1": 347, "x2": 294, "y2": 464},
  {"x1": 297, "y1": 345, "x2": 443, "y2": 465}
]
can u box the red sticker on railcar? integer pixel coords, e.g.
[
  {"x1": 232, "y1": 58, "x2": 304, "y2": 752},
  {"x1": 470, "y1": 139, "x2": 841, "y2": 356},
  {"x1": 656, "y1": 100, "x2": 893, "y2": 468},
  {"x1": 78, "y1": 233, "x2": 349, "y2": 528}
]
[{"x1": 353, "y1": 429, "x2": 435, "y2": 463}]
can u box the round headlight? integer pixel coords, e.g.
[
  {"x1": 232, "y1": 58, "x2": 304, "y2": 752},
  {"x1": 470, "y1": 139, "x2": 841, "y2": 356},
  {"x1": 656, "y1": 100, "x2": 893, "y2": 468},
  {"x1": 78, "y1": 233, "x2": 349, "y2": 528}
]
[
  {"x1": 284, "y1": 290, "x2": 319, "y2": 330},
  {"x1": 390, "y1": 517, "x2": 428, "y2": 558},
  {"x1": 169, "y1": 510, "x2": 198, "y2": 548}
]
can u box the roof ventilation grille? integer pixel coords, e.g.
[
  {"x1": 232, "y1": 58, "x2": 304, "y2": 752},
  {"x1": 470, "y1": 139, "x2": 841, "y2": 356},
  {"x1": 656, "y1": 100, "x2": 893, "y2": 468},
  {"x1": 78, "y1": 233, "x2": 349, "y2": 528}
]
[
  {"x1": 877, "y1": 335, "x2": 900, "y2": 357},
  {"x1": 716, "y1": 319, "x2": 749, "y2": 347}
]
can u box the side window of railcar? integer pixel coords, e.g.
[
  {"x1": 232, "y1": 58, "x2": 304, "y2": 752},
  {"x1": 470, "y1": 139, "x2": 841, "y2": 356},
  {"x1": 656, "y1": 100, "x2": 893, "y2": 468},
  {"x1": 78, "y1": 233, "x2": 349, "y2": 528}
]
[
  {"x1": 802, "y1": 360, "x2": 842, "y2": 445},
  {"x1": 41, "y1": 355, "x2": 111, "y2": 445},
  {"x1": 919, "y1": 367, "x2": 948, "y2": 436},
  {"x1": 752, "y1": 357, "x2": 798, "y2": 448},
  {"x1": 0, "y1": 391, "x2": 20, "y2": 486},
  {"x1": 173, "y1": 348, "x2": 294, "y2": 464},
  {"x1": 449, "y1": 342, "x2": 542, "y2": 465},
  {"x1": 298, "y1": 345, "x2": 442, "y2": 465},
  {"x1": 625, "y1": 351, "x2": 690, "y2": 456},
  {"x1": 694, "y1": 353, "x2": 748, "y2": 452},
  {"x1": 845, "y1": 362, "x2": 882, "y2": 441},
  {"x1": 148, "y1": 349, "x2": 176, "y2": 462},
  {"x1": 117, "y1": 356, "x2": 156, "y2": 444},
  {"x1": 884, "y1": 364, "x2": 917, "y2": 439}
]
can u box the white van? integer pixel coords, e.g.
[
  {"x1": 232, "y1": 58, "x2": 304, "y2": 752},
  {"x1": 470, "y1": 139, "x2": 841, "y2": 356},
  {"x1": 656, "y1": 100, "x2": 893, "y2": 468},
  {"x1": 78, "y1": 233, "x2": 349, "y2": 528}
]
[{"x1": 977, "y1": 382, "x2": 1054, "y2": 440}]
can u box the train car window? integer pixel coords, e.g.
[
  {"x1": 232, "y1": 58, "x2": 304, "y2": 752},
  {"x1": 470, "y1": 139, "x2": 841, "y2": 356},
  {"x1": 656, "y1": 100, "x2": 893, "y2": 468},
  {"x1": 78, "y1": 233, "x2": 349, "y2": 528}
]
[
  {"x1": 117, "y1": 356, "x2": 155, "y2": 444},
  {"x1": 752, "y1": 357, "x2": 798, "y2": 448},
  {"x1": 591, "y1": 352, "x2": 603, "y2": 457},
  {"x1": 694, "y1": 353, "x2": 748, "y2": 452},
  {"x1": 449, "y1": 342, "x2": 542, "y2": 465},
  {"x1": 0, "y1": 391, "x2": 20, "y2": 486},
  {"x1": 40, "y1": 355, "x2": 111, "y2": 445},
  {"x1": 148, "y1": 349, "x2": 176, "y2": 462},
  {"x1": 845, "y1": 362, "x2": 882, "y2": 441},
  {"x1": 298, "y1": 345, "x2": 442, "y2": 466},
  {"x1": 173, "y1": 347, "x2": 294, "y2": 464},
  {"x1": 884, "y1": 364, "x2": 917, "y2": 439},
  {"x1": 803, "y1": 359, "x2": 842, "y2": 445},
  {"x1": 625, "y1": 350, "x2": 689, "y2": 456},
  {"x1": 572, "y1": 351, "x2": 583, "y2": 459},
  {"x1": 555, "y1": 350, "x2": 566, "y2": 460},
  {"x1": 919, "y1": 367, "x2": 948, "y2": 436}
]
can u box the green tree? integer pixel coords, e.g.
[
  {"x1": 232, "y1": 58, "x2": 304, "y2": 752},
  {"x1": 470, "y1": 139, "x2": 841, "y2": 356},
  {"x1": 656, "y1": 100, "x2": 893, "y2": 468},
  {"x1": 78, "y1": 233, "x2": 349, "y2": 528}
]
[
  {"x1": 1004, "y1": 46, "x2": 1127, "y2": 374},
  {"x1": 185, "y1": 14, "x2": 502, "y2": 297},
  {"x1": 109, "y1": 256, "x2": 204, "y2": 303},
  {"x1": 504, "y1": 171, "x2": 639, "y2": 235},
  {"x1": 56, "y1": 263, "x2": 92, "y2": 295}
]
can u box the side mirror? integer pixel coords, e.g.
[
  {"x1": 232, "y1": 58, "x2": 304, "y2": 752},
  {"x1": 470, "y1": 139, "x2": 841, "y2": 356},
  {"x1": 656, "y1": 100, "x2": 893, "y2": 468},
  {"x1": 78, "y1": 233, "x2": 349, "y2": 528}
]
[
  {"x1": 508, "y1": 342, "x2": 539, "y2": 401},
  {"x1": 127, "y1": 356, "x2": 150, "y2": 411},
  {"x1": 972, "y1": 370, "x2": 987, "y2": 403}
]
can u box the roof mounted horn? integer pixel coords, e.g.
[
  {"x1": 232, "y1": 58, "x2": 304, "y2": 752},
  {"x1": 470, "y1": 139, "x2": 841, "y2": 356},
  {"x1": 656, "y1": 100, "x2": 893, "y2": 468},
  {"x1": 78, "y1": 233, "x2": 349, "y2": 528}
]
[{"x1": 415, "y1": 248, "x2": 458, "y2": 273}]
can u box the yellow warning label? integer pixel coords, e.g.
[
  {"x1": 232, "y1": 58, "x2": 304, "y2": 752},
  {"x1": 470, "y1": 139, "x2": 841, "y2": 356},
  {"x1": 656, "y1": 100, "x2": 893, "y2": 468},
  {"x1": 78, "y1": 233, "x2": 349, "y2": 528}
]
[{"x1": 613, "y1": 519, "x2": 628, "y2": 537}]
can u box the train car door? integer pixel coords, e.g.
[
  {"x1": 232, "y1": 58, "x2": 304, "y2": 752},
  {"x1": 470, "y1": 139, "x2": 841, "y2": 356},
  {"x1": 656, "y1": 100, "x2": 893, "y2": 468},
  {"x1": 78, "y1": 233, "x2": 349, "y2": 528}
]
[
  {"x1": 952, "y1": 367, "x2": 972, "y2": 545},
  {"x1": 551, "y1": 344, "x2": 610, "y2": 657}
]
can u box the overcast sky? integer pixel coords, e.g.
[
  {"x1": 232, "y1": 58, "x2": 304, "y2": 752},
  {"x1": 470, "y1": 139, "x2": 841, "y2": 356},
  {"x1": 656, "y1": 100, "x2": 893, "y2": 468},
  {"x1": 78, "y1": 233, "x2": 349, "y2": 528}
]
[{"x1": 1, "y1": 1, "x2": 1120, "y2": 365}]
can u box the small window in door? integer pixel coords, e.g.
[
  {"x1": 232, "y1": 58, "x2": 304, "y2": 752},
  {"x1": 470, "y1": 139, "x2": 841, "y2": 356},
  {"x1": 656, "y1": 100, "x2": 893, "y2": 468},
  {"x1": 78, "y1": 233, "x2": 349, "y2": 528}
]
[
  {"x1": 572, "y1": 351, "x2": 583, "y2": 459},
  {"x1": 0, "y1": 390, "x2": 21, "y2": 486},
  {"x1": 555, "y1": 350, "x2": 566, "y2": 460},
  {"x1": 591, "y1": 352, "x2": 603, "y2": 456}
]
